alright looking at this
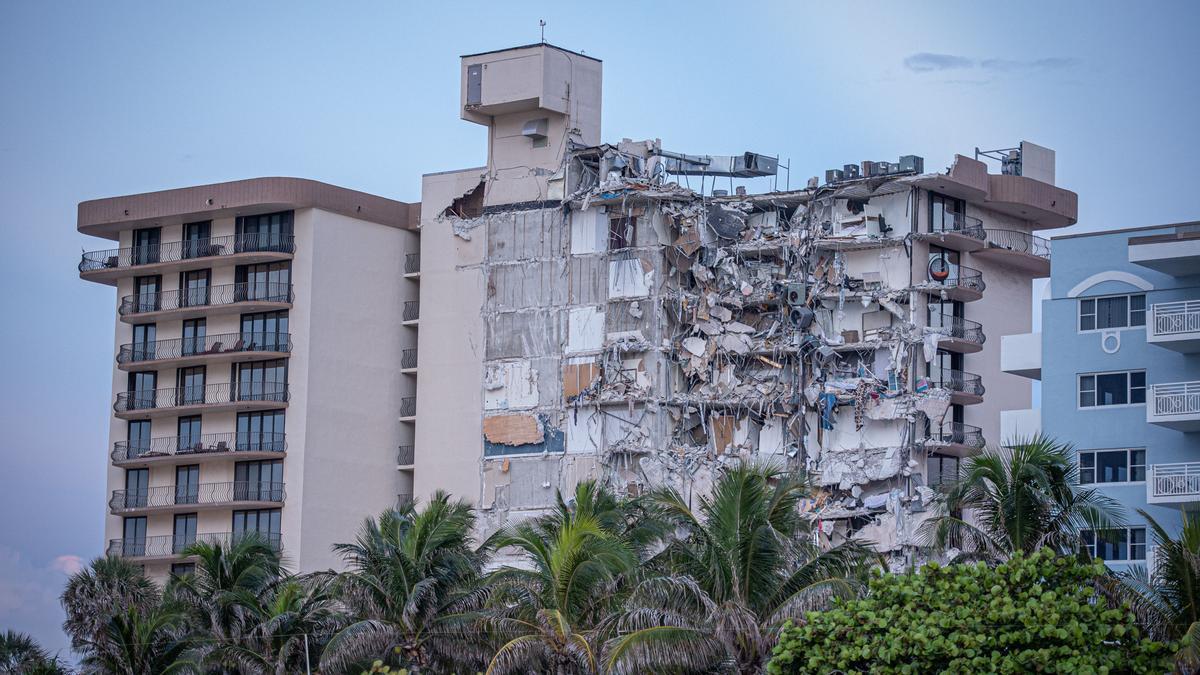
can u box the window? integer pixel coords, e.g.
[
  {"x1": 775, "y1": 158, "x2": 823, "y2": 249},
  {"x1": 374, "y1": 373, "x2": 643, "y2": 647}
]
[
  {"x1": 238, "y1": 411, "x2": 285, "y2": 452},
  {"x1": 172, "y1": 513, "x2": 197, "y2": 554},
  {"x1": 170, "y1": 563, "x2": 195, "y2": 577},
  {"x1": 232, "y1": 508, "x2": 281, "y2": 548},
  {"x1": 929, "y1": 193, "x2": 966, "y2": 233},
  {"x1": 1079, "y1": 449, "x2": 1146, "y2": 484},
  {"x1": 1082, "y1": 527, "x2": 1147, "y2": 562},
  {"x1": 128, "y1": 371, "x2": 156, "y2": 410},
  {"x1": 608, "y1": 215, "x2": 637, "y2": 250},
  {"x1": 236, "y1": 211, "x2": 293, "y2": 252},
  {"x1": 1079, "y1": 294, "x2": 1146, "y2": 331},
  {"x1": 177, "y1": 416, "x2": 202, "y2": 453},
  {"x1": 182, "y1": 221, "x2": 212, "y2": 259},
  {"x1": 124, "y1": 468, "x2": 148, "y2": 509},
  {"x1": 182, "y1": 319, "x2": 206, "y2": 356},
  {"x1": 927, "y1": 245, "x2": 961, "y2": 286},
  {"x1": 127, "y1": 420, "x2": 151, "y2": 459},
  {"x1": 236, "y1": 360, "x2": 287, "y2": 402},
  {"x1": 132, "y1": 227, "x2": 161, "y2": 265},
  {"x1": 241, "y1": 311, "x2": 289, "y2": 352},
  {"x1": 928, "y1": 349, "x2": 963, "y2": 388},
  {"x1": 176, "y1": 366, "x2": 206, "y2": 405},
  {"x1": 131, "y1": 324, "x2": 156, "y2": 361},
  {"x1": 236, "y1": 263, "x2": 291, "y2": 302},
  {"x1": 927, "y1": 453, "x2": 960, "y2": 487},
  {"x1": 181, "y1": 269, "x2": 211, "y2": 308},
  {"x1": 927, "y1": 299, "x2": 964, "y2": 331},
  {"x1": 1079, "y1": 371, "x2": 1146, "y2": 407},
  {"x1": 122, "y1": 517, "x2": 147, "y2": 556},
  {"x1": 175, "y1": 465, "x2": 199, "y2": 505},
  {"x1": 235, "y1": 460, "x2": 284, "y2": 501},
  {"x1": 133, "y1": 276, "x2": 161, "y2": 313}
]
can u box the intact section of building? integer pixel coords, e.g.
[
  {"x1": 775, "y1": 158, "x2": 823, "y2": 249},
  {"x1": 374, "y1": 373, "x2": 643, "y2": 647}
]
[
  {"x1": 78, "y1": 178, "x2": 420, "y2": 578},
  {"x1": 414, "y1": 43, "x2": 1078, "y2": 566},
  {"x1": 1004, "y1": 222, "x2": 1200, "y2": 571}
]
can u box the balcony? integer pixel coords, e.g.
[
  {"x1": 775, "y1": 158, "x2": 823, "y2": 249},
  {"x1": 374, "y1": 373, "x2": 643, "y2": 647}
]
[
  {"x1": 400, "y1": 396, "x2": 416, "y2": 421},
  {"x1": 1148, "y1": 301, "x2": 1200, "y2": 353},
  {"x1": 1001, "y1": 332, "x2": 1041, "y2": 380},
  {"x1": 114, "y1": 382, "x2": 289, "y2": 419},
  {"x1": 929, "y1": 315, "x2": 986, "y2": 354},
  {"x1": 917, "y1": 212, "x2": 986, "y2": 252},
  {"x1": 1148, "y1": 381, "x2": 1200, "y2": 431},
  {"x1": 117, "y1": 332, "x2": 292, "y2": 370},
  {"x1": 403, "y1": 301, "x2": 420, "y2": 325},
  {"x1": 112, "y1": 432, "x2": 286, "y2": 466},
  {"x1": 972, "y1": 229, "x2": 1052, "y2": 277},
  {"x1": 1129, "y1": 226, "x2": 1200, "y2": 276},
  {"x1": 119, "y1": 282, "x2": 293, "y2": 323},
  {"x1": 928, "y1": 369, "x2": 985, "y2": 405},
  {"x1": 405, "y1": 253, "x2": 421, "y2": 278},
  {"x1": 1148, "y1": 463, "x2": 1200, "y2": 505},
  {"x1": 110, "y1": 481, "x2": 285, "y2": 515},
  {"x1": 79, "y1": 234, "x2": 295, "y2": 285},
  {"x1": 106, "y1": 531, "x2": 281, "y2": 561},
  {"x1": 397, "y1": 444, "x2": 414, "y2": 467},
  {"x1": 912, "y1": 264, "x2": 985, "y2": 303},
  {"x1": 401, "y1": 348, "x2": 418, "y2": 372},
  {"x1": 924, "y1": 422, "x2": 986, "y2": 456}
]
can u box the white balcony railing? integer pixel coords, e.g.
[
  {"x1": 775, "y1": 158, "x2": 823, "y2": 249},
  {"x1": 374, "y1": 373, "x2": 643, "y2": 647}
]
[
  {"x1": 1153, "y1": 301, "x2": 1200, "y2": 337},
  {"x1": 1153, "y1": 381, "x2": 1200, "y2": 417},
  {"x1": 1150, "y1": 462, "x2": 1200, "y2": 500}
]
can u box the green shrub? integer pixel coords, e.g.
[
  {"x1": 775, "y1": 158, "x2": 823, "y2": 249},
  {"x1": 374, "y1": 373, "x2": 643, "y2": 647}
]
[{"x1": 768, "y1": 549, "x2": 1172, "y2": 674}]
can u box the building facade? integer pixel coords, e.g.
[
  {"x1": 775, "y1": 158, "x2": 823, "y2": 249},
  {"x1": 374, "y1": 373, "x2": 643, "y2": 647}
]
[
  {"x1": 78, "y1": 178, "x2": 420, "y2": 578},
  {"x1": 412, "y1": 44, "x2": 1078, "y2": 566},
  {"x1": 1004, "y1": 222, "x2": 1200, "y2": 570}
]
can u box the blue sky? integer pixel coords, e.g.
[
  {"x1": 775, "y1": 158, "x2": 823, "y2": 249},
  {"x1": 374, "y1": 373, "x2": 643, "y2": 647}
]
[{"x1": 1, "y1": 0, "x2": 1198, "y2": 658}]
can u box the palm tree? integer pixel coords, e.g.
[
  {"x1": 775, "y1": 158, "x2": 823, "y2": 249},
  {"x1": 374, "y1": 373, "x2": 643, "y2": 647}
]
[
  {"x1": 168, "y1": 532, "x2": 284, "y2": 670},
  {"x1": 0, "y1": 630, "x2": 69, "y2": 674},
  {"x1": 320, "y1": 493, "x2": 489, "y2": 675},
  {"x1": 921, "y1": 435, "x2": 1122, "y2": 561},
  {"x1": 60, "y1": 556, "x2": 158, "y2": 657},
  {"x1": 603, "y1": 463, "x2": 870, "y2": 674},
  {"x1": 483, "y1": 481, "x2": 640, "y2": 675},
  {"x1": 78, "y1": 606, "x2": 193, "y2": 675}
]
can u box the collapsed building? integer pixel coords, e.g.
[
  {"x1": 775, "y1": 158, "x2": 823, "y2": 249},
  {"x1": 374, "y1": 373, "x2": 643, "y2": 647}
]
[{"x1": 410, "y1": 43, "x2": 1078, "y2": 566}]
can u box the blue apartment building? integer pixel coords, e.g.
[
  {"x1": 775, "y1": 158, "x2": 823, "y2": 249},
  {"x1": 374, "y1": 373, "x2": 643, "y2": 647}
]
[{"x1": 1004, "y1": 222, "x2": 1200, "y2": 570}]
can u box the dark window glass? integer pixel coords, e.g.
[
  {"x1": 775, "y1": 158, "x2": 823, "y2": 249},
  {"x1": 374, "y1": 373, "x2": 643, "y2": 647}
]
[
  {"x1": 1096, "y1": 373, "x2": 1129, "y2": 406},
  {"x1": 1079, "y1": 452, "x2": 1096, "y2": 484},
  {"x1": 172, "y1": 513, "x2": 197, "y2": 553},
  {"x1": 236, "y1": 360, "x2": 287, "y2": 402},
  {"x1": 1096, "y1": 296, "x2": 1128, "y2": 330},
  {"x1": 177, "y1": 416, "x2": 202, "y2": 452},
  {"x1": 175, "y1": 465, "x2": 199, "y2": 505},
  {"x1": 177, "y1": 366, "x2": 206, "y2": 405},
  {"x1": 1079, "y1": 298, "x2": 1096, "y2": 331},
  {"x1": 127, "y1": 420, "x2": 151, "y2": 458},
  {"x1": 1094, "y1": 528, "x2": 1128, "y2": 561},
  {"x1": 1131, "y1": 450, "x2": 1146, "y2": 482},
  {"x1": 236, "y1": 211, "x2": 293, "y2": 252},
  {"x1": 124, "y1": 469, "x2": 148, "y2": 508},
  {"x1": 122, "y1": 517, "x2": 147, "y2": 556},
  {"x1": 1131, "y1": 528, "x2": 1147, "y2": 560},
  {"x1": 128, "y1": 371, "x2": 157, "y2": 410},
  {"x1": 928, "y1": 193, "x2": 966, "y2": 233},
  {"x1": 182, "y1": 319, "x2": 206, "y2": 356},
  {"x1": 1130, "y1": 294, "x2": 1146, "y2": 326},
  {"x1": 131, "y1": 324, "x2": 156, "y2": 361},
  {"x1": 133, "y1": 276, "x2": 161, "y2": 313},
  {"x1": 236, "y1": 263, "x2": 291, "y2": 302},
  {"x1": 232, "y1": 508, "x2": 282, "y2": 547},
  {"x1": 1096, "y1": 450, "x2": 1129, "y2": 482},
  {"x1": 241, "y1": 311, "x2": 289, "y2": 351},
  {"x1": 1131, "y1": 371, "x2": 1146, "y2": 404},
  {"x1": 171, "y1": 563, "x2": 195, "y2": 577},
  {"x1": 238, "y1": 411, "x2": 285, "y2": 451},
  {"x1": 235, "y1": 460, "x2": 284, "y2": 501},
  {"x1": 927, "y1": 453, "x2": 960, "y2": 487},
  {"x1": 181, "y1": 269, "x2": 210, "y2": 308},
  {"x1": 132, "y1": 228, "x2": 161, "y2": 265},
  {"x1": 182, "y1": 221, "x2": 212, "y2": 259}
]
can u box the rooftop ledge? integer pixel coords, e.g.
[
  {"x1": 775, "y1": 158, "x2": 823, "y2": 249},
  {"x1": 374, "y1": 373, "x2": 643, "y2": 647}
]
[
  {"x1": 907, "y1": 155, "x2": 1077, "y2": 230},
  {"x1": 78, "y1": 177, "x2": 420, "y2": 240}
]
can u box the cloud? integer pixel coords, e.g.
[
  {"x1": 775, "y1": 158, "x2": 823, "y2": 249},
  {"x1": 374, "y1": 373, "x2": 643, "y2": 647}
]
[
  {"x1": 980, "y1": 56, "x2": 1080, "y2": 71},
  {"x1": 50, "y1": 555, "x2": 84, "y2": 576},
  {"x1": 903, "y1": 53, "x2": 975, "y2": 72}
]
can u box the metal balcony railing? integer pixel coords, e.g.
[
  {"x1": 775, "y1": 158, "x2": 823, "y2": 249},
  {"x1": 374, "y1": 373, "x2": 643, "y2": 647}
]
[
  {"x1": 119, "y1": 282, "x2": 293, "y2": 316},
  {"x1": 402, "y1": 348, "x2": 418, "y2": 369},
  {"x1": 982, "y1": 229, "x2": 1052, "y2": 260},
  {"x1": 1150, "y1": 463, "x2": 1200, "y2": 500},
  {"x1": 106, "y1": 531, "x2": 281, "y2": 558},
  {"x1": 927, "y1": 264, "x2": 986, "y2": 294},
  {"x1": 927, "y1": 422, "x2": 986, "y2": 450},
  {"x1": 930, "y1": 315, "x2": 986, "y2": 345},
  {"x1": 1152, "y1": 382, "x2": 1200, "y2": 417},
  {"x1": 930, "y1": 211, "x2": 985, "y2": 239},
  {"x1": 80, "y1": 233, "x2": 295, "y2": 273},
  {"x1": 400, "y1": 397, "x2": 416, "y2": 417},
  {"x1": 396, "y1": 493, "x2": 414, "y2": 508},
  {"x1": 928, "y1": 369, "x2": 985, "y2": 397},
  {"x1": 117, "y1": 332, "x2": 292, "y2": 364},
  {"x1": 405, "y1": 253, "x2": 421, "y2": 274},
  {"x1": 112, "y1": 432, "x2": 286, "y2": 463},
  {"x1": 403, "y1": 301, "x2": 420, "y2": 322},
  {"x1": 114, "y1": 382, "x2": 289, "y2": 413},
  {"x1": 397, "y1": 445, "x2": 415, "y2": 465},
  {"x1": 110, "y1": 481, "x2": 285, "y2": 513},
  {"x1": 1152, "y1": 301, "x2": 1200, "y2": 337}
]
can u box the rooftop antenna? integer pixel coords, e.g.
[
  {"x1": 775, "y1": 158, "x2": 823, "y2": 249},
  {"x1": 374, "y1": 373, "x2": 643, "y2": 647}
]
[{"x1": 539, "y1": 19, "x2": 546, "y2": 43}]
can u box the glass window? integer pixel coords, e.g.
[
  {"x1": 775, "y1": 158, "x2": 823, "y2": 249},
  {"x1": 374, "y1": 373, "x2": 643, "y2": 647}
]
[
  {"x1": 127, "y1": 420, "x2": 152, "y2": 459},
  {"x1": 927, "y1": 245, "x2": 961, "y2": 286},
  {"x1": 181, "y1": 270, "x2": 210, "y2": 308},
  {"x1": 182, "y1": 319, "x2": 206, "y2": 357},
  {"x1": 927, "y1": 453, "x2": 960, "y2": 487},
  {"x1": 1079, "y1": 452, "x2": 1096, "y2": 484},
  {"x1": 1078, "y1": 449, "x2": 1146, "y2": 484},
  {"x1": 131, "y1": 324, "x2": 156, "y2": 361},
  {"x1": 928, "y1": 193, "x2": 967, "y2": 233},
  {"x1": 1079, "y1": 371, "x2": 1145, "y2": 408},
  {"x1": 128, "y1": 371, "x2": 157, "y2": 410},
  {"x1": 122, "y1": 517, "x2": 147, "y2": 556},
  {"x1": 1131, "y1": 371, "x2": 1146, "y2": 404},
  {"x1": 241, "y1": 311, "x2": 289, "y2": 352},
  {"x1": 133, "y1": 276, "x2": 161, "y2": 313},
  {"x1": 1079, "y1": 294, "x2": 1146, "y2": 331},
  {"x1": 124, "y1": 468, "x2": 148, "y2": 508},
  {"x1": 175, "y1": 465, "x2": 199, "y2": 505},
  {"x1": 182, "y1": 221, "x2": 212, "y2": 259},
  {"x1": 132, "y1": 228, "x2": 161, "y2": 265},
  {"x1": 176, "y1": 366, "x2": 206, "y2": 406},
  {"x1": 1083, "y1": 528, "x2": 1146, "y2": 561},
  {"x1": 236, "y1": 211, "x2": 293, "y2": 252},
  {"x1": 232, "y1": 508, "x2": 281, "y2": 548},
  {"x1": 236, "y1": 263, "x2": 291, "y2": 302},
  {"x1": 172, "y1": 513, "x2": 197, "y2": 553},
  {"x1": 235, "y1": 460, "x2": 284, "y2": 501},
  {"x1": 171, "y1": 563, "x2": 195, "y2": 577},
  {"x1": 177, "y1": 416, "x2": 202, "y2": 453},
  {"x1": 237, "y1": 360, "x2": 287, "y2": 402},
  {"x1": 238, "y1": 411, "x2": 285, "y2": 452}
]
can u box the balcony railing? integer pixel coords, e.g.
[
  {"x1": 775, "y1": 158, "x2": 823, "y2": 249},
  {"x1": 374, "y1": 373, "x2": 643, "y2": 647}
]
[
  {"x1": 927, "y1": 422, "x2": 986, "y2": 450},
  {"x1": 119, "y1": 282, "x2": 293, "y2": 316},
  {"x1": 1150, "y1": 463, "x2": 1200, "y2": 500},
  {"x1": 80, "y1": 233, "x2": 295, "y2": 273},
  {"x1": 402, "y1": 348, "x2": 418, "y2": 369},
  {"x1": 397, "y1": 445, "x2": 415, "y2": 465},
  {"x1": 1152, "y1": 382, "x2": 1200, "y2": 417},
  {"x1": 404, "y1": 301, "x2": 420, "y2": 322},
  {"x1": 117, "y1": 331, "x2": 292, "y2": 364},
  {"x1": 400, "y1": 397, "x2": 416, "y2": 417},
  {"x1": 930, "y1": 315, "x2": 986, "y2": 345},
  {"x1": 930, "y1": 211, "x2": 985, "y2": 239},
  {"x1": 110, "y1": 481, "x2": 285, "y2": 512},
  {"x1": 397, "y1": 493, "x2": 414, "y2": 508},
  {"x1": 405, "y1": 253, "x2": 420, "y2": 274},
  {"x1": 1152, "y1": 301, "x2": 1200, "y2": 337},
  {"x1": 927, "y1": 264, "x2": 986, "y2": 294},
  {"x1": 982, "y1": 229, "x2": 1051, "y2": 259},
  {"x1": 928, "y1": 369, "x2": 985, "y2": 397},
  {"x1": 113, "y1": 432, "x2": 286, "y2": 463},
  {"x1": 107, "y1": 531, "x2": 281, "y2": 558},
  {"x1": 114, "y1": 382, "x2": 289, "y2": 413}
]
